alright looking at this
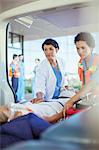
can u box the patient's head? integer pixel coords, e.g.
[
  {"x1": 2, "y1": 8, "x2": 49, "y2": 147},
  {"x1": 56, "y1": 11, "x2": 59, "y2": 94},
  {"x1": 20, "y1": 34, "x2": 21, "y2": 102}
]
[
  {"x1": 0, "y1": 105, "x2": 23, "y2": 124},
  {"x1": 0, "y1": 106, "x2": 10, "y2": 124}
]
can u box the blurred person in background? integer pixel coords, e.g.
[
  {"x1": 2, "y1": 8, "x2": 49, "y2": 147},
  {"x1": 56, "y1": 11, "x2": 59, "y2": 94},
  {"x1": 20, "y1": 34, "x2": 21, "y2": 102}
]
[
  {"x1": 32, "y1": 58, "x2": 40, "y2": 98},
  {"x1": 9, "y1": 54, "x2": 20, "y2": 100},
  {"x1": 16, "y1": 54, "x2": 25, "y2": 102}
]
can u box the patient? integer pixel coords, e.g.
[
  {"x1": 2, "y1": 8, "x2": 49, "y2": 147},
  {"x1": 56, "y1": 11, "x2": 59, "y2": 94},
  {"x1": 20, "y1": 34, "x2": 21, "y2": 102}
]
[{"x1": 0, "y1": 97, "x2": 73, "y2": 124}]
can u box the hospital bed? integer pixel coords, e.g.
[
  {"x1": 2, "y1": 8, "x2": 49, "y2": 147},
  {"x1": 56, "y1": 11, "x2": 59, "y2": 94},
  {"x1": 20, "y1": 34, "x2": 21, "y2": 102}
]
[
  {"x1": 3, "y1": 104, "x2": 99, "y2": 150},
  {"x1": 0, "y1": 94, "x2": 92, "y2": 149}
]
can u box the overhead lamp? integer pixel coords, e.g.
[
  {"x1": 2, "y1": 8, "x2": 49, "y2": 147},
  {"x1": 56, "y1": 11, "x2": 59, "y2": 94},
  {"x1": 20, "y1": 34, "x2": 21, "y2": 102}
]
[{"x1": 14, "y1": 16, "x2": 33, "y2": 28}]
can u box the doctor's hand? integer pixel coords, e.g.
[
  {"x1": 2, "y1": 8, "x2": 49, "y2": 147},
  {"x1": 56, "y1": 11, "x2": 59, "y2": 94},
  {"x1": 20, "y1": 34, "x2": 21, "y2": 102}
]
[
  {"x1": 31, "y1": 98, "x2": 44, "y2": 104},
  {"x1": 62, "y1": 99, "x2": 74, "y2": 118}
]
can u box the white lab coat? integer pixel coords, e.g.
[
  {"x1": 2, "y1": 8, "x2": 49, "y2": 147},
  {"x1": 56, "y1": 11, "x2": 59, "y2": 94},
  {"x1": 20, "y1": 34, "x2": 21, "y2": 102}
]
[{"x1": 35, "y1": 57, "x2": 68, "y2": 100}]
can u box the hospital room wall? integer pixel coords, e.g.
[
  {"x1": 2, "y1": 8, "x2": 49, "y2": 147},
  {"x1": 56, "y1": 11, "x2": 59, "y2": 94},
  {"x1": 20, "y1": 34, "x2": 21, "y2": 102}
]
[{"x1": 24, "y1": 39, "x2": 46, "y2": 79}]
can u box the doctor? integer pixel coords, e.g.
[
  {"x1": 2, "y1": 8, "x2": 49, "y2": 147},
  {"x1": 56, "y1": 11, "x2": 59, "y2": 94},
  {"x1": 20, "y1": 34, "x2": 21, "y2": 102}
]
[{"x1": 34, "y1": 38, "x2": 68, "y2": 103}]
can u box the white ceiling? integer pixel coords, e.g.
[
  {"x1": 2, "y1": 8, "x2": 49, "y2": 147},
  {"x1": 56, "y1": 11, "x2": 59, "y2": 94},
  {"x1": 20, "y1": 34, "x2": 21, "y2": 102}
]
[
  {"x1": 8, "y1": 2, "x2": 99, "y2": 41},
  {"x1": 0, "y1": 0, "x2": 38, "y2": 13}
]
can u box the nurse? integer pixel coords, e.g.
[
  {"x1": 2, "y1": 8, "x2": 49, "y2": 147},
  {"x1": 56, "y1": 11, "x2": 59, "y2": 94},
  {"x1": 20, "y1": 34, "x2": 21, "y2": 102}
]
[
  {"x1": 62, "y1": 32, "x2": 99, "y2": 116},
  {"x1": 76, "y1": 32, "x2": 99, "y2": 85},
  {"x1": 34, "y1": 39, "x2": 68, "y2": 102}
]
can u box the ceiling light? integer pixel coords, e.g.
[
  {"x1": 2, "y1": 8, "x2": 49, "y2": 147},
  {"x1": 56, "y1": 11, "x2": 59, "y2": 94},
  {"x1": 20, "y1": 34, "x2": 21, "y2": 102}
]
[{"x1": 14, "y1": 16, "x2": 33, "y2": 28}]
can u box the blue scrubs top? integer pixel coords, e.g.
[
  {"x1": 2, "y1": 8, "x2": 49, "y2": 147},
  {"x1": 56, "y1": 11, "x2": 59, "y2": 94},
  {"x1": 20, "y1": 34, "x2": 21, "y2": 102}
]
[{"x1": 52, "y1": 66, "x2": 62, "y2": 99}]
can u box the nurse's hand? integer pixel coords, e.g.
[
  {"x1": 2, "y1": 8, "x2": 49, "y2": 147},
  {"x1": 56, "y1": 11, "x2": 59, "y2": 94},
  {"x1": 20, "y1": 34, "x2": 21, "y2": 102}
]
[
  {"x1": 31, "y1": 98, "x2": 44, "y2": 104},
  {"x1": 62, "y1": 99, "x2": 74, "y2": 118}
]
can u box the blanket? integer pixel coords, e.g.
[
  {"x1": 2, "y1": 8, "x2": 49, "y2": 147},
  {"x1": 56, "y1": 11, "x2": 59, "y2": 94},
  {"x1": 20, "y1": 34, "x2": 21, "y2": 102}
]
[{"x1": 0, "y1": 113, "x2": 51, "y2": 149}]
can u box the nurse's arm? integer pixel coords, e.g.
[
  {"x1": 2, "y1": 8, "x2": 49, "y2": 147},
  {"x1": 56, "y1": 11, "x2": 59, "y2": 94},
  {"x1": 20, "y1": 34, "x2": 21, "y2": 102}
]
[{"x1": 62, "y1": 81, "x2": 94, "y2": 118}]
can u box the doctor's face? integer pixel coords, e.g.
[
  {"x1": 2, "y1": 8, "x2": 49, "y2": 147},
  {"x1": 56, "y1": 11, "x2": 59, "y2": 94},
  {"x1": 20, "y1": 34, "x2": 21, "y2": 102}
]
[
  {"x1": 43, "y1": 44, "x2": 58, "y2": 61},
  {"x1": 76, "y1": 41, "x2": 92, "y2": 59}
]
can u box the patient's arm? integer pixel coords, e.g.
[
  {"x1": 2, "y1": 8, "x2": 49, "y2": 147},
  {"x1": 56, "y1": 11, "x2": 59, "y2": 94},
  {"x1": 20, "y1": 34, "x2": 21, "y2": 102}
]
[
  {"x1": 31, "y1": 92, "x2": 46, "y2": 103},
  {"x1": 31, "y1": 97, "x2": 44, "y2": 104},
  {"x1": 43, "y1": 111, "x2": 63, "y2": 123}
]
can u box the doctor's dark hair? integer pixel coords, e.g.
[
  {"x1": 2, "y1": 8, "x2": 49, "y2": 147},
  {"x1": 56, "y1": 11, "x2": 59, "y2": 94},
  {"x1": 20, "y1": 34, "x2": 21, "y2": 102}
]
[
  {"x1": 74, "y1": 32, "x2": 95, "y2": 49},
  {"x1": 42, "y1": 39, "x2": 59, "y2": 50}
]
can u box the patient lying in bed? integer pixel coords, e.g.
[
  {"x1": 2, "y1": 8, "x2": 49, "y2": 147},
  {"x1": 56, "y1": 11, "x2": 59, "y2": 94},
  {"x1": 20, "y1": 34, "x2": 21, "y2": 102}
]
[
  {"x1": 0, "y1": 97, "x2": 74, "y2": 124},
  {"x1": 0, "y1": 90, "x2": 77, "y2": 124}
]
